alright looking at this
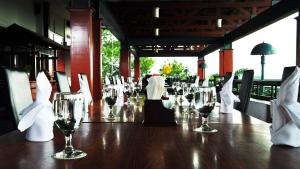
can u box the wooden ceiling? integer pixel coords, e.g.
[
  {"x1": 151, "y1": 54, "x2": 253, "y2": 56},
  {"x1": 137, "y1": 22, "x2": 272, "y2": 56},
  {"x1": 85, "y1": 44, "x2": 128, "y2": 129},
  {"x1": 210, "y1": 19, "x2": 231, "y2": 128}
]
[{"x1": 101, "y1": 0, "x2": 277, "y2": 57}]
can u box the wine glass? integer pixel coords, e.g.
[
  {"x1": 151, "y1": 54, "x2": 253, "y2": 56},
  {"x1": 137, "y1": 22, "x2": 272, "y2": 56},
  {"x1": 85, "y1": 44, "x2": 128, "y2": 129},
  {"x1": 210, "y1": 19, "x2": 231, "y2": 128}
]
[
  {"x1": 52, "y1": 92, "x2": 87, "y2": 159},
  {"x1": 123, "y1": 82, "x2": 133, "y2": 105},
  {"x1": 177, "y1": 83, "x2": 184, "y2": 105},
  {"x1": 104, "y1": 85, "x2": 118, "y2": 120},
  {"x1": 193, "y1": 87, "x2": 218, "y2": 133},
  {"x1": 185, "y1": 89, "x2": 194, "y2": 114},
  {"x1": 134, "y1": 81, "x2": 142, "y2": 99},
  {"x1": 172, "y1": 82, "x2": 179, "y2": 104}
]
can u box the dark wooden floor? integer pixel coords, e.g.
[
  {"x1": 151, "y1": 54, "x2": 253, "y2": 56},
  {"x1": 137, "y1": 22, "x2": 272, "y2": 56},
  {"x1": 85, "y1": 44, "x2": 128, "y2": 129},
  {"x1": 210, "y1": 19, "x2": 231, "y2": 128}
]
[{"x1": 0, "y1": 100, "x2": 299, "y2": 169}]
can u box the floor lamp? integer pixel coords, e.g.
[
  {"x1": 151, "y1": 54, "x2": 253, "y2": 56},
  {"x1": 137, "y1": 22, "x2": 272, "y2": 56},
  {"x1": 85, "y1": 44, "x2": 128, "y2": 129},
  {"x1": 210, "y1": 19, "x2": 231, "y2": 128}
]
[{"x1": 250, "y1": 42, "x2": 276, "y2": 80}]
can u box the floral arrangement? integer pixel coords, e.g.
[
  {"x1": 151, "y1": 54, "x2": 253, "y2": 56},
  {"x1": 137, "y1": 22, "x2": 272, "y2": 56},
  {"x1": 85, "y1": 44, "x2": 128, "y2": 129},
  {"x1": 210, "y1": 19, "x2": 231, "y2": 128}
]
[{"x1": 162, "y1": 64, "x2": 172, "y2": 75}]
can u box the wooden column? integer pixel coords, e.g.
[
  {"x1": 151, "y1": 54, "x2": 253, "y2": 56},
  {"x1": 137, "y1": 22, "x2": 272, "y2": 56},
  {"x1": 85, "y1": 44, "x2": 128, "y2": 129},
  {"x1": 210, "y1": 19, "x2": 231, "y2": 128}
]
[
  {"x1": 296, "y1": 15, "x2": 300, "y2": 66},
  {"x1": 198, "y1": 58, "x2": 205, "y2": 80},
  {"x1": 219, "y1": 50, "x2": 224, "y2": 76},
  {"x1": 92, "y1": 18, "x2": 101, "y2": 100},
  {"x1": 70, "y1": 8, "x2": 101, "y2": 100},
  {"x1": 134, "y1": 56, "x2": 140, "y2": 82},
  {"x1": 120, "y1": 44, "x2": 130, "y2": 81},
  {"x1": 219, "y1": 49, "x2": 233, "y2": 76}
]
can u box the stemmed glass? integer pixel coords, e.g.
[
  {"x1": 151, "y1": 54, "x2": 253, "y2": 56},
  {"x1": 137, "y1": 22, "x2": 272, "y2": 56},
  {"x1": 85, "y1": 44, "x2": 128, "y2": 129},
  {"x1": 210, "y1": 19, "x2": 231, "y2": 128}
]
[
  {"x1": 177, "y1": 82, "x2": 184, "y2": 105},
  {"x1": 134, "y1": 81, "x2": 142, "y2": 99},
  {"x1": 104, "y1": 85, "x2": 118, "y2": 120},
  {"x1": 52, "y1": 92, "x2": 87, "y2": 159},
  {"x1": 123, "y1": 82, "x2": 133, "y2": 105},
  {"x1": 172, "y1": 82, "x2": 180, "y2": 105},
  {"x1": 194, "y1": 87, "x2": 218, "y2": 133},
  {"x1": 185, "y1": 85, "x2": 194, "y2": 114}
]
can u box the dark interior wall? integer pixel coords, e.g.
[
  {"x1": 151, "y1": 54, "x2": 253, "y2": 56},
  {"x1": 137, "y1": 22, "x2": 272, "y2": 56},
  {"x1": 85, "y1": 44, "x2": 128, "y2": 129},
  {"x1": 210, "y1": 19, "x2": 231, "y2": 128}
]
[
  {"x1": 49, "y1": 0, "x2": 70, "y2": 37},
  {"x1": 0, "y1": 0, "x2": 69, "y2": 39},
  {"x1": 0, "y1": 0, "x2": 37, "y2": 32}
]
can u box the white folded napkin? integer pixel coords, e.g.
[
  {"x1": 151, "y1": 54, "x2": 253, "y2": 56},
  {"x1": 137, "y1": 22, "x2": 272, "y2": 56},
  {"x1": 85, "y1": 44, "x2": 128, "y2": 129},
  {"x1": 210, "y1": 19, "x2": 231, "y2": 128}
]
[
  {"x1": 194, "y1": 76, "x2": 199, "y2": 87},
  {"x1": 220, "y1": 74, "x2": 240, "y2": 113},
  {"x1": 202, "y1": 78, "x2": 209, "y2": 87},
  {"x1": 270, "y1": 67, "x2": 300, "y2": 147},
  {"x1": 146, "y1": 76, "x2": 165, "y2": 100},
  {"x1": 105, "y1": 76, "x2": 111, "y2": 85},
  {"x1": 112, "y1": 76, "x2": 116, "y2": 85},
  {"x1": 78, "y1": 76, "x2": 93, "y2": 113},
  {"x1": 162, "y1": 97, "x2": 175, "y2": 109},
  {"x1": 121, "y1": 76, "x2": 125, "y2": 85},
  {"x1": 116, "y1": 76, "x2": 122, "y2": 85},
  {"x1": 18, "y1": 72, "x2": 55, "y2": 142},
  {"x1": 115, "y1": 85, "x2": 124, "y2": 106}
]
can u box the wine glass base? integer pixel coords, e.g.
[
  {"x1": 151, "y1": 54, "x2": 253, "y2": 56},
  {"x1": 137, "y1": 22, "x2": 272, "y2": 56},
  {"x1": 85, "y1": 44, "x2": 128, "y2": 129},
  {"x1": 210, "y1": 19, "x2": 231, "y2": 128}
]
[
  {"x1": 102, "y1": 114, "x2": 116, "y2": 121},
  {"x1": 52, "y1": 149, "x2": 87, "y2": 160},
  {"x1": 193, "y1": 125, "x2": 218, "y2": 133}
]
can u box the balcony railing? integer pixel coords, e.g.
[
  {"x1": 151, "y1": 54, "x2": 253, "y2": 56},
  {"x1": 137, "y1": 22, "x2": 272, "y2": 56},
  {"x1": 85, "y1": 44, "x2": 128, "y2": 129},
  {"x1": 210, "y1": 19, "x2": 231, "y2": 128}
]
[{"x1": 233, "y1": 79, "x2": 281, "y2": 101}]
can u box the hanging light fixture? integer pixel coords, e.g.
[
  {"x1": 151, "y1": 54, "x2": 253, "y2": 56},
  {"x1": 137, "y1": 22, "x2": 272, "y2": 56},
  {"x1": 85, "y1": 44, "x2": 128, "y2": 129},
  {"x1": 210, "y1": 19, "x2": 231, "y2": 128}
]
[
  {"x1": 153, "y1": 7, "x2": 160, "y2": 18},
  {"x1": 155, "y1": 28, "x2": 159, "y2": 36},
  {"x1": 217, "y1": 18, "x2": 222, "y2": 28}
]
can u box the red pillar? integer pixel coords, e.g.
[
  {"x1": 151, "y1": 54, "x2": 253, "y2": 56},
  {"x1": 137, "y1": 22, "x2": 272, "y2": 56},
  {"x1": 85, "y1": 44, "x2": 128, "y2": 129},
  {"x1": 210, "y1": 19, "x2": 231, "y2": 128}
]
[
  {"x1": 219, "y1": 50, "x2": 224, "y2": 76},
  {"x1": 70, "y1": 9, "x2": 101, "y2": 100},
  {"x1": 120, "y1": 44, "x2": 130, "y2": 81},
  {"x1": 219, "y1": 49, "x2": 233, "y2": 76},
  {"x1": 134, "y1": 56, "x2": 140, "y2": 82},
  {"x1": 198, "y1": 58, "x2": 205, "y2": 80}
]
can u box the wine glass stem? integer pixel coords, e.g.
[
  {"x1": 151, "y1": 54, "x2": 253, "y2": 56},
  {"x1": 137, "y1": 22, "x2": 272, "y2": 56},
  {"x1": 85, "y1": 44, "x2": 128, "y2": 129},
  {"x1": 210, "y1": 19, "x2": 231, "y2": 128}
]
[
  {"x1": 127, "y1": 96, "x2": 130, "y2": 104},
  {"x1": 202, "y1": 117, "x2": 208, "y2": 126},
  {"x1": 109, "y1": 107, "x2": 114, "y2": 118},
  {"x1": 64, "y1": 135, "x2": 74, "y2": 154}
]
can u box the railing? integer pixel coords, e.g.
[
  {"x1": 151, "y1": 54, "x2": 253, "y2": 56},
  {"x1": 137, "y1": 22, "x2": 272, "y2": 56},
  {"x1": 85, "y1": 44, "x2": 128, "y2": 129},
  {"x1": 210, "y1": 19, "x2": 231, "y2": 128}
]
[{"x1": 233, "y1": 79, "x2": 281, "y2": 101}]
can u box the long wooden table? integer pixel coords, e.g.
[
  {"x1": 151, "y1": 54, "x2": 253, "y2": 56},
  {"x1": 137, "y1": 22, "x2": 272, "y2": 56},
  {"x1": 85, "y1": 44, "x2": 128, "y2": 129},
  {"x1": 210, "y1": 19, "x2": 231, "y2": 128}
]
[{"x1": 0, "y1": 100, "x2": 299, "y2": 169}]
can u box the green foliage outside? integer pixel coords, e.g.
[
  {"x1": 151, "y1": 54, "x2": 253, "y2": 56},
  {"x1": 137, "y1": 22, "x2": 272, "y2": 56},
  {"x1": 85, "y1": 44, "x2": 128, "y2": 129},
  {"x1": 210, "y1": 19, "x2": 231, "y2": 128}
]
[
  {"x1": 102, "y1": 29, "x2": 155, "y2": 82},
  {"x1": 209, "y1": 73, "x2": 220, "y2": 81},
  {"x1": 234, "y1": 68, "x2": 248, "y2": 79},
  {"x1": 159, "y1": 60, "x2": 189, "y2": 80},
  {"x1": 101, "y1": 29, "x2": 120, "y2": 80},
  {"x1": 139, "y1": 57, "x2": 155, "y2": 76}
]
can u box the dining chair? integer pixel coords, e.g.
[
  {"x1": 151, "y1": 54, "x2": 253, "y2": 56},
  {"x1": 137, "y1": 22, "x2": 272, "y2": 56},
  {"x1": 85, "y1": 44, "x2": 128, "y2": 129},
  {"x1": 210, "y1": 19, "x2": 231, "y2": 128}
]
[
  {"x1": 235, "y1": 70, "x2": 254, "y2": 113},
  {"x1": 3, "y1": 67, "x2": 33, "y2": 127},
  {"x1": 281, "y1": 66, "x2": 300, "y2": 102},
  {"x1": 54, "y1": 71, "x2": 71, "y2": 92}
]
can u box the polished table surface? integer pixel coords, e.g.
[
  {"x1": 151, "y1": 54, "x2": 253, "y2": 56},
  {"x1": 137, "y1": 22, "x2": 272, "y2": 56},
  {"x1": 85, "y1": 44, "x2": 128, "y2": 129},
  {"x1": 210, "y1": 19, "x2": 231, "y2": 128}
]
[{"x1": 0, "y1": 100, "x2": 300, "y2": 169}]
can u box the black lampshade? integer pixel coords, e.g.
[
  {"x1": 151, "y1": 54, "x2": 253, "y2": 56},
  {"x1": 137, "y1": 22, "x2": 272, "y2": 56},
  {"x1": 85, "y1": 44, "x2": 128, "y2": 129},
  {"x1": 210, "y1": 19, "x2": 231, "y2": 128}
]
[
  {"x1": 199, "y1": 63, "x2": 207, "y2": 68},
  {"x1": 250, "y1": 42, "x2": 276, "y2": 55}
]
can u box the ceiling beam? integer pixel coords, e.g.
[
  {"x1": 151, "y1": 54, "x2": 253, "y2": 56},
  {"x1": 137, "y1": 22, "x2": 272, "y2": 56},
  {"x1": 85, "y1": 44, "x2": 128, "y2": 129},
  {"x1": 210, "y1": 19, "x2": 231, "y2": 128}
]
[
  {"x1": 99, "y1": 1, "x2": 125, "y2": 42},
  {"x1": 128, "y1": 37, "x2": 224, "y2": 46},
  {"x1": 108, "y1": 1, "x2": 271, "y2": 9},
  {"x1": 137, "y1": 50, "x2": 199, "y2": 57},
  {"x1": 224, "y1": 0, "x2": 300, "y2": 43},
  {"x1": 201, "y1": 0, "x2": 300, "y2": 57}
]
